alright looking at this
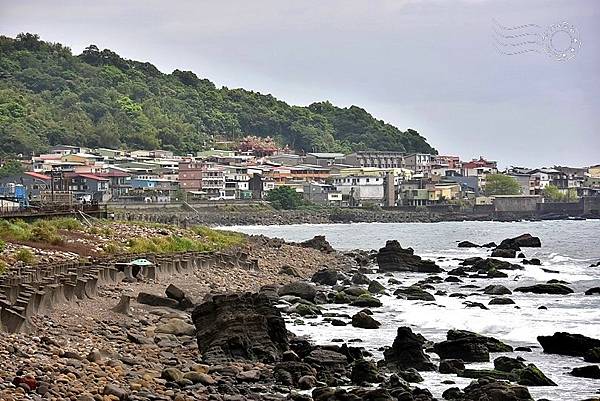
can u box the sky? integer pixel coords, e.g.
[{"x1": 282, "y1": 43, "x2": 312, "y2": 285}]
[{"x1": 1, "y1": 0, "x2": 599, "y2": 168}]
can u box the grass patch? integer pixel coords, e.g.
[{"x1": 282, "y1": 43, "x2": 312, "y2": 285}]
[
  {"x1": 126, "y1": 235, "x2": 214, "y2": 254},
  {"x1": 192, "y1": 226, "x2": 246, "y2": 249},
  {"x1": 0, "y1": 239, "x2": 5, "y2": 253}
]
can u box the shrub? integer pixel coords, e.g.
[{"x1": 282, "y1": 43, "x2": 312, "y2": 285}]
[
  {"x1": 49, "y1": 217, "x2": 83, "y2": 230},
  {"x1": 15, "y1": 248, "x2": 35, "y2": 264},
  {"x1": 0, "y1": 239, "x2": 5, "y2": 253},
  {"x1": 30, "y1": 221, "x2": 64, "y2": 245},
  {"x1": 0, "y1": 259, "x2": 7, "y2": 275}
]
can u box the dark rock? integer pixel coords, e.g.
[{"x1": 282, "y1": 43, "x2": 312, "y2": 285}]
[
  {"x1": 442, "y1": 387, "x2": 464, "y2": 400},
  {"x1": 165, "y1": 284, "x2": 185, "y2": 301},
  {"x1": 515, "y1": 284, "x2": 574, "y2": 295},
  {"x1": 383, "y1": 326, "x2": 435, "y2": 371},
  {"x1": 515, "y1": 364, "x2": 556, "y2": 386},
  {"x1": 494, "y1": 356, "x2": 526, "y2": 372},
  {"x1": 460, "y1": 257, "x2": 483, "y2": 266},
  {"x1": 394, "y1": 286, "x2": 435, "y2": 301},
  {"x1": 376, "y1": 240, "x2": 442, "y2": 273},
  {"x1": 433, "y1": 330, "x2": 512, "y2": 362},
  {"x1": 584, "y1": 347, "x2": 600, "y2": 362},
  {"x1": 304, "y1": 348, "x2": 348, "y2": 372},
  {"x1": 445, "y1": 276, "x2": 462, "y2": 283},
  {"x1": 398, "y1": 368, "x2": 423, "y2": 383},
  {"x1": 191, "y1": 292, "x2": 288, "y2": 363},
  {"x1": 439, "y1": 359, "x2": 465, "y2": 374},
  {"x1": 491, "y1": 248, "x2": 517, "y2": 258},
  {"x1": 368, "y1": 280, "x2": 386, "y2": 294},
  {"x1": 537, "y1": 332, "x2": 600, "y2": 357},
  {"x1": 462, "y1": 378, "x2": 533, "y2": 400},
  {"x1": 279, "y1": 281, "x2": 317, "y2": 302},
  {"x1": 311, "y1": 269, "x2": 339, "y2": 286},
  {"x1": 300, "y1": 235, "x2": 334, "y2": 253},
  {"x1": 585, "y1": 287, "x2": 600, "y2": 295},
  {"x1": 458, "y1": 241, "x2": 480, "y2": 248},
  {"x1": 482, "y1": 242, "x2": 498, "y2": 248},
  {"x1": 352, "y1": 272, "x2": 371, "y2": 285},
  {"x1": 351, "y1": 359, "x2": 382, "y2": 384},
  {"x1": 351, "y1": 312, "x2": 381, "y2": 329},
  {"x1": 483, "y1": 285, "x2": 512, "y2": 295},
  {"x1": 330, "y1": 319, "x2": 347, "y2": 327},
  {"x1": 570, "y1": 365, "x2": 600, "y2": 379},
  {"x1": 489, "y1": 297, "x2": 516, "y2": 305},
  {"x1": 350, "y1": 294, "x2": 382, "y2": 308},
  {"x1": 137, "y1": 292, "x2": 179, "y2": 308},
  {"x1": 515, "y1": 346, "x2": 532, "y2": 352},
  {"x1": 463, "y1": 301, "x2": 488, "y2": 310},
  {"x1": 501, "y1": 233, "x2": 542, "y2": 248},
  {"x1": 274, "y1": 361, "x2": 317, "y2": 386}
]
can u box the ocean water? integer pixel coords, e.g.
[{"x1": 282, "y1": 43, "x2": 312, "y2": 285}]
[{"x1": 223, "y1": 220, "x2": 600, "y2": 400}]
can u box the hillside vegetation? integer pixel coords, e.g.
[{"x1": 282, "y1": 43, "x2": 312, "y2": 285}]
[{"x1": 0, "y1": 33, "x2": 436, "y2": 156}]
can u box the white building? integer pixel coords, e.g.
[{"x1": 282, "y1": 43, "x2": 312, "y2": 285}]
[{"x1": 333, "y1": 175, "x2": 384, "y2": 205}]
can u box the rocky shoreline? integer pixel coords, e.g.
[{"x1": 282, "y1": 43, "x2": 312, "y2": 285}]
[
  {"x1": 113, "y1": 208, "x2": 599, "y2": 228},
  {"x1": 2, "y1": 230, "x2": 599, "y2": 401}
]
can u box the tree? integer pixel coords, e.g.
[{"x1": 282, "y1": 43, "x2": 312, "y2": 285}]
[
  {"x1": 266, "y1": 186, "x2": 304, "y2": 210},
  {"x1": 543, "y1": 184, "x2": 563, "y2": 201},
  {"x1": 484, "y1": 174, "x2": 521, "y2": 196},
  {"x1": 0, "y1": 160, "x2": 25, "y2": 178}
]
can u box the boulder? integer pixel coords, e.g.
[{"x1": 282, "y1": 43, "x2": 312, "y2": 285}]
[
  {"x1": 483, "y1": 285, "x2": 512, "y2": 295},
  {"x1": 137, "y1": 292, "x2": 179, "y2": 308},
  {"x1": 300, "y1": 235, "x2": 334, "y2": 253},
  {"x1": 368, "y1": 280, "x2": 386, "y2": 294},
  {"x1": 376, "y1": 240, "x2": 442, "y2": 273},
  {"x1": 515, "y1": 284, "x2": 574, "y2": 295},
  {"x1": 433, "y1": 330, "x2": 512, "y2": 363},
  {"x1": 584, "y1": 347, "x2": 600, "y2": 363},
  {"x1": 439, "y1": 359, "x2": 465, "y2": 374},
  {"x1": 489, "y1": 297, "x2": 515, "y2": 305},
  {"x1": 501, "y1": 233, "x2": 542, "y2": 248},
  {"x1": 273, "y1": 361, "x2": 317, "y2": 386},
  {"x1": 279, "y1": 281, "x2": 317, "y2": 302},
  {"x1": 304, "y1": 348, "x2": 348, "y2": 372},
  {"x1": 155, "y1": 318, "x2": 195, "y2": 336},
  {"x1": 458, "y1": 241, "x2": 480, "y2": 248},
  {"x1": 350, "y1": 294, "x2": 382, "y2": 308},
  {"x1": 351, "y1": 312, "x2": 381, "y2": 329},
  {"x1": 491, "y1": 248, "x2": 517, "y2": 258},
  {"x1": 398, "y1": 368, "x2": 423, "y2": 383},
  {"x1": 351, "y1": 272, "x2": 371, "y2": 285},
  {"x1": 351, "y1": 359, "x2": 382, "y2": 384},
  {"x1": 461, "y1": 378, "x2": 533, "y2": 401},
  {"x1": 394, "y1": 286, "x2": 435, "y2": 301},
  {"x1": 279, "y1": 265, "x2": 302, "y2": 277},
  {"x1": 311, "y1": 269, "x2": 339, "y2": 286},
  {"x1": 570, "y1": 365, "x2": 600, "y2": 379},
  {"x1": 191, "y1": 292, "x2": 288, "y2": 363},
  {"x1": 585, "y1": 287, "x2": 600, "y2": 295},
  {"x1": 383, "y1": 326, "x2": 435, "y2": 371},
  {"x1": 537, "y1": 332, "x2": 600, "y2": 357},
  {"x1": 165, "y1": 284, "x2": 185, "y2": 301}
]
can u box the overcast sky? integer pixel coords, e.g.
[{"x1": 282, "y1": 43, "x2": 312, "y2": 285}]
[{"x1": 1, "y1": 0, "x2": 598, "y2": 168}]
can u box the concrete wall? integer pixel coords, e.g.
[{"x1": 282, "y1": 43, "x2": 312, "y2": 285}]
[{"x1": 494, "y1": 196, "x2": 541, "y2": 212}]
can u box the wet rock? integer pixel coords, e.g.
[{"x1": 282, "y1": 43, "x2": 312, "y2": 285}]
[
  {"x1": 368, "y1": 280, "x2": 386, "y2": 294},
  {"x1": 311, "y1": 269, "x2": 339, "y2": 286},
  {"x1": 458, "y1": 241, "x2": 480, "y2": 248},
  {"x1": 491, "y1": 248, "x2": 517, "y2": 258},
  {"x1": 274, "y1": 361, "x2": 318, "y2": 386},
  {"x1": 298, "y1": 375, "x2": 318, "y2": 389},
  {"x1": 192, "y1": 292, "x2": 288, "y2": 363},
  {"x1": 439, "y1": 359, "x2": 465, "y2": 374},
  {"x1": 351, "y1": 359, "x2": 382, "y2": 384},
  {"x1": 501, "y1": 233, "x2": 542, "y2": 248},
  {"x1": 433, "y1": 330, "x2": 512, "y2": 362},
  {"x1": 161, "y1": 367, "x2": 183, "y2": 382},
  {"x1": 351, "y1": 312, "x2": 381, "y2": 329},
  {"x1": 570, "y1": 365, "x2": 600, "y2": 379},
  {"x1": 515, "y1": 283, "x2": 574, "y2": 295},
  {"x1": 585, "y1": 347, "x2": 600, "y2": 363},
  {"x1": 383, "y1": 326, "x2": 435, "y2": 371},
  {"x1": 279, "y1": 281, "x2": 317, "y2": 302},
  {"x1": 350, "y1": 273, "x2": 369, "y2": 285},
  {"x1": 350, "y1": 294, "x2": 382, "y2": 308},
  {"x1": 376, "y1": 240, "x2": 442, "y2": 273},
  {"x1": 394, "y1": 286, "x2": 435, "y2": 301},
  {"x1": 304, "y1": 348, "x2": 348, "y2": 372},
  {"x1": 483, "y1": 285, "x2": 512, "y2": 295},
  {"x1": 585, "y1": 287, "x2": 600, "y2": 295},
  {"x1": 537, "y1": 332, "x2": 600, "y2": 357},
  {"x1": 398, "y1": 367, "x2": 423, "y2": 383},
  {"x1": 489, "y1": 297, "x2": 516, "y2": 305},
  {"x1": 461, "y1": 378, "x2": 533, "y2": 400}
]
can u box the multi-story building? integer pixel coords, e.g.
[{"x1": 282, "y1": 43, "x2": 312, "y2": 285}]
[
  {"x1": 333, "y1": 175, "x2": 384, "y2": 206},
  {"x1": 179, "y1": 161, "x2": 203, "y2": 192},
  {"x1": 302, "y1": 182, "x2": 342, "y2": 206},
  {"x1": 404, "y1": 153, "x2": 434, "y2": 173},
  {"x1": 344, "y1": 151, "x2": 406, "y2": 169}
]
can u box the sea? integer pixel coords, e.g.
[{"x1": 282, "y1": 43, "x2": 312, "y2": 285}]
[{"x1": 223, "y1": 220, "x2": 600, "y2": 400}]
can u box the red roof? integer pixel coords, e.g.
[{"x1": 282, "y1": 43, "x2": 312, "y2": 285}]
[
  {"x1": 73, "y1": 173, "x2": 110, "y2": 181},
  {"x1": 25, "y1": 172, "x2": 51, "y2": 180}
]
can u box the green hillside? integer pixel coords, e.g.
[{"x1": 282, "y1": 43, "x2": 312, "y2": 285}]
[{"x1": 0, "y1": 33, "x2": 437, "y2": 156}]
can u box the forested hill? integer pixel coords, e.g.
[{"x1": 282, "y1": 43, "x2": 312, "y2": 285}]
[{"x1": 0, "y1": 33, "x2": 437, "y2": 156}]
